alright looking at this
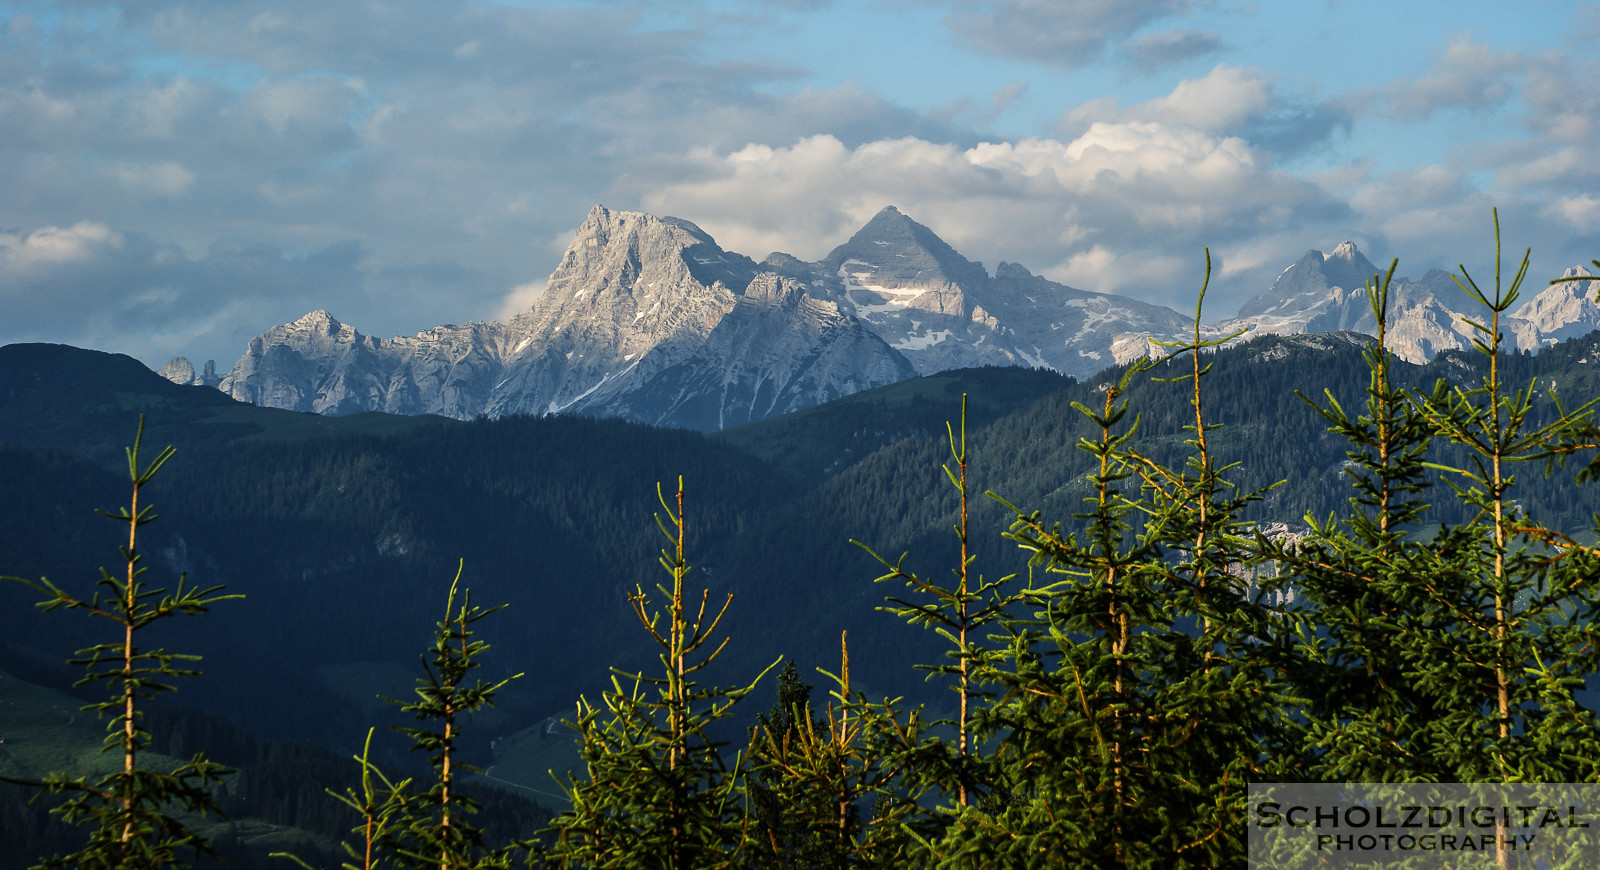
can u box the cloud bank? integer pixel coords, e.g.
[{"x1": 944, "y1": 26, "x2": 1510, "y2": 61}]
[{"x1": 0, "y1": 3, "x2": 1595, "y2": 368}]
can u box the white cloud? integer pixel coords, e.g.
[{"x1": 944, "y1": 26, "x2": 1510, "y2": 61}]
[
  {"x1": 0, "y1": 222, "x2": 124, "y2": 271},
  {"x1": 1383, "y1": 36, "x2": 1523, "y2": 120},
  {"x1": 641, "y1": 121, "x2": 1342, "y2": 309},
  {"x1": 497, "y1": 280, "x2": 547, "y2": 321},
  {"x1": 3, "y1": 0, "x2": 1594, "y2": 368},
  {"x1": 1061, "y1": 65, "x2": 1284, "y2": 138},
  {"x1": 1544, "y1": 194, "x2": 1600, "y2": 230},
  {"x1": 0, "y1": 221, "x2": 367, "y2": 365}
]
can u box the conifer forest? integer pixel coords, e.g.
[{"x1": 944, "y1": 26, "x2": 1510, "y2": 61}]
[{"x1": 5, "y1": 231, "x2": 1600, "y2": 868}]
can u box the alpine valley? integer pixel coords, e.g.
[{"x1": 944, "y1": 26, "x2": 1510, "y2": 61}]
[{"x1": 162, "y1": 204, "x2": 1600, "y2": 430}]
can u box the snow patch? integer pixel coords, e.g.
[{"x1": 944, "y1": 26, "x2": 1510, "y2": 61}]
[
  {"x1": 892, "y1": 329, "x2": 952, "y2": 351},
  {"x1": 548, "y1": 373, "x2": 610, "y2": 414}
]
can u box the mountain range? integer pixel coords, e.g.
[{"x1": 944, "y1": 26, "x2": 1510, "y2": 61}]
[{"x1": 161, "y1": 205, "x2": 1600, "y2": 430}]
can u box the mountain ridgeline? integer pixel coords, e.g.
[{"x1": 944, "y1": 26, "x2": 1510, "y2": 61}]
[{"x1": 163, "y1": 204, "x2": 1600, "y2": 431}]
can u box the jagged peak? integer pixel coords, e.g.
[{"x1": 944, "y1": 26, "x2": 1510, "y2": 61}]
[
  {"x1": 1326, "y1": 240, "x2": 1361, "y2": 261},
  {"x1": 576, "y1": 203, "x2": 714, "y2": 245}
]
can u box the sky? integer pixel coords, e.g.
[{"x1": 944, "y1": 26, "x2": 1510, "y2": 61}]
[{"x1": 2, "y1": 0, "x2": 1598, "y2": 370}]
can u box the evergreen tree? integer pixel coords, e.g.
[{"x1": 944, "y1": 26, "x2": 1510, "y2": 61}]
[
  {"x1": 856, "y1": 394, "x2": 1028, "y2": 826},
  {"x1": 1404, "y1": 215, "x2": 1600, "y2": 786},
  {"x1": 943, "y1": 258, "x2": 1297, "y2": 868},
  {"x1": 276, "y1": 729, "x2": 415, "y2": 870},
  {"x1": 388, "y1": 566, "x2": 523, "y2": 869},
  {"x1": 742, "y1": 636, "x2": 925, "y2": 869},
  {"x1": 744, "y1": 660, "x2": 825, "y2": 867},
  {"x1": 277, "y1": 565, "x2": 523, "y2": 870},
  {"x1": 1280, "y1": 259, "x2": 1457, "y2": 782},
  {"x1": 1275, "y1": 218, "x2": 1600, "y2": 868},
  {"x1": 2, "y1": 418, "x2": 239, "y2": 870},
  {"x1": 543, "y1": 478, "x2": 776, "y2": 869}
]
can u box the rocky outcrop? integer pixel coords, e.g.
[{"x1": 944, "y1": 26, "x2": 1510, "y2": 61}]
[
  {"x1": 157, "y1": 357, "x2": 223, "y2": 388},
  {"x1": 219, "y1": 311, "x2": 508, "y2": 416},
  {"x1": 1511, "y1": 266, "x2": 1600, "y2": 348}
]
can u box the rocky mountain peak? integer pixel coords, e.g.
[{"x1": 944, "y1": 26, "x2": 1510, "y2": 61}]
[
  {"x1": 537, "y1": 206, "x2": 757, "y2": 316},
  {"x1": 822, "y1": 206, "x2": 988, "y2": 291},
  {"x1": 295, "y1": 309, "x2": 341, "y2": 328},
  {"x1": 1509, "y1": 265, "x2": 1600, "y2": 348},
  {"x1": 1320, "y1": 241, "x2": 1381, "y2": 293},
  {"x1": 1237, "y1": 241, "x2": 1382, "y2": 319},
  {"x1": 1327, "y1": 240, "x2": 1360, "y2": 261}
]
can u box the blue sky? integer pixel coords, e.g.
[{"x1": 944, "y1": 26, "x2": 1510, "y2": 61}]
[{"x1": 2, "y1": 0, "x2": 1597, "y2": 368}]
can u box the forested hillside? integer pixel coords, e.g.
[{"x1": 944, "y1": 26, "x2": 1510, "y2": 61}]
[{"x1": 4, "y1": 303, "x2": 1600, "y2": 865}]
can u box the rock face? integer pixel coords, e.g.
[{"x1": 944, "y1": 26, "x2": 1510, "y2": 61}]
[
  {"x1": 214, "y1": 207, "x2": 1600, "y2": 429},
  {"x1": 763, "y1": 206, "x2": 1194, "y2": 377},
  {"x1": 219, "y1": 206, "x2": 916, "y2": 429},
  {"x1": 1223, "y1": 244, "x2": 1600, "y2": 363},
  {"x1": 157, "y1": 357, "x2": 222, "y2": 388},
  {"x1": 220, "y1": 312, "x2": 508, "y2": 416},
  {"x1": 1511, "y1": 266, "x2": 1600, "y2": 348}
]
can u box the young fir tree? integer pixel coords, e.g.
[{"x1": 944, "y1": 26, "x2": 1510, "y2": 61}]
[
  {"x1": 277, "y1": 566, "x2": 519, "y2": 870},
  {"x1": 388, "y1": 566, "x2": 523, "y2": 870},
  {"x1": 855, "y1": 394, "x2": 1028, "y2": 829},
  {"x1": 1278, "y1": 260, "x2": 1455, "y2": 782},
  {"x1": 1402, "y1": 214, "x2": 1600, "y2": 787},
  {"x1": 1274, "y1": 219, "x2": 1600, "y2": 870},
  {"x1": 744, "y1": 660, "x2": 823, "y2": 867},
  {"x1": 277, "y1": 728, "x2": 415, "y2": 870},
  {"x1": 2, "y1": 417, "x2": 239, "y2": 870},
  {"x1": 940, "y1": 358, "x2": 1156, "y2": 867},
  {"x1": 742, "y1": 635, "x2": 925, "y2": 869},
  {"x1": 950, "y1": 259, "x2": 1297, "y2": 868},
  {"x1": 542, "y1": 478, "x2": 775, "y2": 869}
]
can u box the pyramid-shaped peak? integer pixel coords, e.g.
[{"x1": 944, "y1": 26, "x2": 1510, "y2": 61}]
[
  {"x1": 544, "y1": 204, "x2": 756, "y2": 298},
  {"x1": 579, "y1": 204, "x2": 710, "y2": 240},
  {"x1": 855, "y1": 205, "x2": 920, "y2": 234},
  {"x1": 833, "y1": 206, "x2": 961, "y2": 260},
  {"x1": 823, "y1": 206, "x2": 989, "y2": 290}
]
